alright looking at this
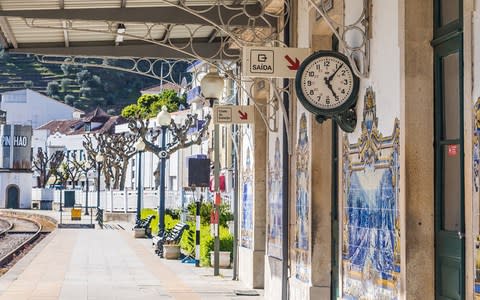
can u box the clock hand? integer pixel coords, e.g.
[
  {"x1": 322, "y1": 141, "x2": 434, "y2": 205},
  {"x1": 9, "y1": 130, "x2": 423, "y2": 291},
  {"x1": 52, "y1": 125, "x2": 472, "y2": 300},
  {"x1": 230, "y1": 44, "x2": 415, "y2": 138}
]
[
  {"x1": 324, "y1": 78, "x2": 338, "y2": 101},
  {"x1": 327, "y1": 63, "x2": 344, "y2": 83}
]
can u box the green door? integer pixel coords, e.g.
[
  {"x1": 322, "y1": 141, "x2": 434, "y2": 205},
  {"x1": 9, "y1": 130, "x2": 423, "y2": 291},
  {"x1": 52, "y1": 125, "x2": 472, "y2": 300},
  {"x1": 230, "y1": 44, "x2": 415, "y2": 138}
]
[
  {"x1": 6, "y1": 185, "x2": 19, "y2": 209},
  {"x1": 434, "y1": 34, "x2": 464, "y2": 300}
]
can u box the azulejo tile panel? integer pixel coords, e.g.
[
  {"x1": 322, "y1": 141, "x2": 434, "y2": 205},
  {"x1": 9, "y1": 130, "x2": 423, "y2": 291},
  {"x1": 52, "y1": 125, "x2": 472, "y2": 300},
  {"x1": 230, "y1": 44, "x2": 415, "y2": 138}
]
[
  {"x1": 473, "y1": 97, "x2": 480, "y2": 298},
  {"x1": 241, "y1": 128, "x2": 253, "y2": 249},
  {"x1": 342, "y1": 87, "x2": 401, "y2": 300},
  {"x1": 267, "y1": 136, "x2": 283, "y2": 259},
  {"x1": 294, "y1": 112, "x2": 311, "y2": 282}
]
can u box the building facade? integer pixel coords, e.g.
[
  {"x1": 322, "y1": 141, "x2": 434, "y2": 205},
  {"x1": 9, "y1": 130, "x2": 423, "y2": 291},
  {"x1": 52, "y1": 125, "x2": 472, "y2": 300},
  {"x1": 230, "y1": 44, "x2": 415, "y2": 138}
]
[{"x1": 236, "y1": 0, "x2": 479, "y2": 299}]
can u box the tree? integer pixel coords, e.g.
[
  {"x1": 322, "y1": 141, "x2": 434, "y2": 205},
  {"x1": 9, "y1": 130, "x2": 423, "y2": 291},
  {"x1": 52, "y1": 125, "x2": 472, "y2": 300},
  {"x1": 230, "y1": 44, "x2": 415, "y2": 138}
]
[
  {"x1": 32, "y1": 147, "x2": 65, "y2": 188},
  {"x1": 46, "y1": 81, "x2": 60, "y2": 98},
  {"x1": 24, "y1": 80, "x2": 33, "y2": 89},
  {"x1": 62, "y1": 152, "x2": 84, "y2": 189},
  {"x1": 64, "y1": 94, "x2": 75, "y2": 106},
  {"x1": 83, "y1": 132, "x2": 139, "y2": 190},
  {"x1": 121, "y1": 89, "x2": 187, "y2": 119}
]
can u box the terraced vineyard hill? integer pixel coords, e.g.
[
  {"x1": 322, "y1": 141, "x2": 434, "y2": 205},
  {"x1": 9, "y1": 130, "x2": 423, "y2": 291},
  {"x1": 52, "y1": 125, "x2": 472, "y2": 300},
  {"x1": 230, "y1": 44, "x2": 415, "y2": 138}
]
[{"x1": 0, "y1": 52, "x2": 178, "y2": 114}]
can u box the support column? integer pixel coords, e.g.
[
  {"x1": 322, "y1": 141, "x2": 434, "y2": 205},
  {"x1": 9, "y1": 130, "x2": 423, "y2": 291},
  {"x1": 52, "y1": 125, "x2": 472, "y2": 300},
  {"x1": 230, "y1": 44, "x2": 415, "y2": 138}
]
[
  {"x1": 402, "y1": 0, "x2": 434, "y2": 298},
  {"x1": 238, "y1": 80, "x2": 267, "y2": 289}
]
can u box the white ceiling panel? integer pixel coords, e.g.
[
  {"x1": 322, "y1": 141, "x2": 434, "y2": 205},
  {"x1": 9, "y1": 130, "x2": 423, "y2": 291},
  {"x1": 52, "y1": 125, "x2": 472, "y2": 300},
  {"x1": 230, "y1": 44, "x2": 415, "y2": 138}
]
[
  {"x1": 0, "y1": 0, "x2": 59, "y2": 10},
  {"x1": 67, "y1": 20, "x2": 114, "y2": 42},
  {"x1": 7, "y1": 17, "x2": 64, "y2": 43},
  {"x1": 64, "y1": 0, "x2": 121, "y2": 9}
]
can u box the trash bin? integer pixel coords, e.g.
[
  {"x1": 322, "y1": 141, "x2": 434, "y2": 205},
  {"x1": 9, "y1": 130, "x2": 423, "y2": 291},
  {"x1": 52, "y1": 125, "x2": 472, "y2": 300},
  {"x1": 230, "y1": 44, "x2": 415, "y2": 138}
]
[
  {"x1": 71, "y1": 208, "x2": 81, "y2": 221},
  {"x1": 64, "y1": 191, "x2": 75, "y2": 207},
  {"x1": 40, "y1": 200, "x2": 53, "y2": 210}
]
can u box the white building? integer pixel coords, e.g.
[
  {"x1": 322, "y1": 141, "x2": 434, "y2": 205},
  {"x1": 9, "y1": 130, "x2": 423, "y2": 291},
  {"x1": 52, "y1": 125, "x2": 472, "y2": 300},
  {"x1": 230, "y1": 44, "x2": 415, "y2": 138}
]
[{"x1": 1, "y1": 89, "x2": 82, "y2": 129}]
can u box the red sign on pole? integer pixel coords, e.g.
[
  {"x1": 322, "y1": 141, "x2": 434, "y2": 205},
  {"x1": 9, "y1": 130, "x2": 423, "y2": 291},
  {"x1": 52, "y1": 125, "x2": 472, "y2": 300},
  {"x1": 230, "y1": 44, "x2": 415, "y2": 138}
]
[{"x1": 447, "y1": 144, "x2": 459, "y2": 156}]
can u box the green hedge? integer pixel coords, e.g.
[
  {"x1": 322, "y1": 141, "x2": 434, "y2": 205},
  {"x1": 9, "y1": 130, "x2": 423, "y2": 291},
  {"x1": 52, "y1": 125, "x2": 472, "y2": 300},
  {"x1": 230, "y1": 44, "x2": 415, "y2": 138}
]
[{"x1": 141, "y1": 208, "x2": 233, "y2": 267}]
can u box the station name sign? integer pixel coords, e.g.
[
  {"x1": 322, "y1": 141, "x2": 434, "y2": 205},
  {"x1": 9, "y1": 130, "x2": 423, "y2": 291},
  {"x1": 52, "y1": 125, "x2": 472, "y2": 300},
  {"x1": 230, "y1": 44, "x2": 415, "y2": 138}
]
[{"x1": 2, "y1": 135, "x2": 29, "y2": 147}]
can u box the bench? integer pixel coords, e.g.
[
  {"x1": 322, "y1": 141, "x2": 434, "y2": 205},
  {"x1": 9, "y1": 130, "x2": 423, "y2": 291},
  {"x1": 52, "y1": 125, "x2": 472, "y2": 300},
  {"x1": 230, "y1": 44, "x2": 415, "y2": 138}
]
[
  {"x1": 133, "y1": 215, "x2": 156, "y2": 238},
  {"x1": 152, "y1": 222, "x2": 189, "y2": 258}
]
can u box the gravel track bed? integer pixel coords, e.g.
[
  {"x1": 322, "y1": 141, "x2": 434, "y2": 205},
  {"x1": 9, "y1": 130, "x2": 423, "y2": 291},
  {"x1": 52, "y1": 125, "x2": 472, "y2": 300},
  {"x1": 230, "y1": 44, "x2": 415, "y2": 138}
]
[
  {"x1": 0, "y1": 219, "x2": 10, "y2": 232},
  {"x1": 0, "y1": 234, "x2": 32, "y2": 258},
  {"x1": 2, "y1": 217, "x2": 38, "y2": 232}
]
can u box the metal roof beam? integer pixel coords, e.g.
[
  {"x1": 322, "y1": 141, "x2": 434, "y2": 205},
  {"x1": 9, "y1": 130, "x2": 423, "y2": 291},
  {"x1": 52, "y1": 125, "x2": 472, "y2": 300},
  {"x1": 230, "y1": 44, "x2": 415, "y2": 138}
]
[
  {"x1": 0, "y1": 6, "x2": 275, "y2": 27},
  {"x1": 0, "y1": 17, "x2": 17, "y2": 48},
  {"x1": 0, "y1": 30, "x2": 8, "y2": 48},
  {"x1": 62, "y1": 20, "x2": 69, "y2": 47},
  {"x1": 8, "y1": 42, "x2": 239, "y2": 60}
]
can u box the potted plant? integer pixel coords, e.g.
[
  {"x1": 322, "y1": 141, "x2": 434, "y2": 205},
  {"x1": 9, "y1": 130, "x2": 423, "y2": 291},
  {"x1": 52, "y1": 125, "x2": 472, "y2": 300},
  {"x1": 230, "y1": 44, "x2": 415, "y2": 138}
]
[
  {"x1": 208, "y1": 226, "x2": 233, "y2": 268},
  {"x1": 163, "y1": 241, "x2": 181, "y2": 259}
]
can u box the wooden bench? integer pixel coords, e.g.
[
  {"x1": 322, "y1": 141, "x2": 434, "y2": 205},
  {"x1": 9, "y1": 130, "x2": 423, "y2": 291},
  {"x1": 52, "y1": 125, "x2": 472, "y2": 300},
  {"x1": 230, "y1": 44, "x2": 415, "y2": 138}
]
[{"x1": 152, "y1": 222, "x2": 189, "y2": 257}]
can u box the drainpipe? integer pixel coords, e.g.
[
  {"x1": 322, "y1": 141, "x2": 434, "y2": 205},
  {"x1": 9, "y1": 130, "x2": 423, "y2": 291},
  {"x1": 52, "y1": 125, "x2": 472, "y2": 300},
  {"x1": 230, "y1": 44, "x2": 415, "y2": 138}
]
[{"x1": 282, "y1": 6, "x2": 291, "y2": 300}]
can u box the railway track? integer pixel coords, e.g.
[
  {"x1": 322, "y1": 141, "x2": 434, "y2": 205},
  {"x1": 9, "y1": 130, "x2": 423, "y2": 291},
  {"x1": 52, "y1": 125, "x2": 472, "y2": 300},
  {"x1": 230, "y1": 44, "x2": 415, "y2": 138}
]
[{"x1": 0, "y1": 215, "x2": 42, "y2": 267}]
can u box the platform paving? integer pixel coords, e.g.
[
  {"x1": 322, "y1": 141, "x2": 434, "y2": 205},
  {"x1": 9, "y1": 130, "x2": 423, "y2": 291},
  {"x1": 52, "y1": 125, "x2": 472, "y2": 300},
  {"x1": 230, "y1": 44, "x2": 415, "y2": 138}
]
[{"x1": 0, "y1": 212, "x2": 263, "y2": 300}]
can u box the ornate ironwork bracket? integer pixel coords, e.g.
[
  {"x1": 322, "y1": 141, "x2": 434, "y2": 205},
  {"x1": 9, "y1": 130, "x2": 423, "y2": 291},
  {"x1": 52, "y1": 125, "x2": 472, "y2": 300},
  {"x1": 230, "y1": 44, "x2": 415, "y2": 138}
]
[
  {"x1": 307, "y1": 0, "x2": 371, "y2": 78},
  {"x1": 18, "y1": 1, "x2": 293, "y2": 133}
]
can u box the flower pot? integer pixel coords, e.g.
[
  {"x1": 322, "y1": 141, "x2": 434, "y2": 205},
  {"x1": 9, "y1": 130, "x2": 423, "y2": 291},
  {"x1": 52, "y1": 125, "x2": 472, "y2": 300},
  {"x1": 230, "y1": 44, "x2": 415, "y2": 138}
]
[
  {"x1": 210, "y1": 251, "x2": 231, "y2": 268},
  {"x1": 133, "y1": 228, "x2": 145, "y2": 238},
  {"x1": 163, "y1": 244, "x2": 181, "y2": 259}
]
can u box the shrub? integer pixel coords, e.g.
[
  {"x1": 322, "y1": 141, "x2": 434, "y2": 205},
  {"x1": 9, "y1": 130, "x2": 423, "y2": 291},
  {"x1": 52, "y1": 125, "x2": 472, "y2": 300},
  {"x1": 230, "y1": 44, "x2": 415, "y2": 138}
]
[
  {"x1": 200, "y1": 225, "x2": 233, "y2": 266},
  {"x1": 187, "y1": 201, "x2": 233, "y2": 227},
  {"x1": 140, "y1": 208, "x2": 178, "y2": 235}
]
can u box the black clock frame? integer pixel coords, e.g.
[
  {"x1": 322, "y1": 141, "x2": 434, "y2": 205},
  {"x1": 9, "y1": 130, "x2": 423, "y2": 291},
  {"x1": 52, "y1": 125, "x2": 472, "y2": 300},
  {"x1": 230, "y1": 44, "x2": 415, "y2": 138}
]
[{"x1": 295, "y1": 50, "x2": 360, "y2": 133}]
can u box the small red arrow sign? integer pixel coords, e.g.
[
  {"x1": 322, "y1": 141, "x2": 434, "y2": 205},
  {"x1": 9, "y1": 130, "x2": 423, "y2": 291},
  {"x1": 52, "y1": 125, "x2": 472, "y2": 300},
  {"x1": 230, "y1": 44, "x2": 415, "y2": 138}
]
[
  {"x1": 285, "y1": 55, "x2": 300, "y2": 70},
  {"x1": 238, "y1": 110, "x2": 248, "y2": 120}
]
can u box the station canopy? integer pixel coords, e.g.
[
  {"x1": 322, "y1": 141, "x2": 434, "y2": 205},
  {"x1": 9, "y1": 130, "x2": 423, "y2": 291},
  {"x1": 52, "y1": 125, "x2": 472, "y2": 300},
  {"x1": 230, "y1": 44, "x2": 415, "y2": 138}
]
[{"x1": 0, "y1": 0, "x2": 285, "y2": 61}]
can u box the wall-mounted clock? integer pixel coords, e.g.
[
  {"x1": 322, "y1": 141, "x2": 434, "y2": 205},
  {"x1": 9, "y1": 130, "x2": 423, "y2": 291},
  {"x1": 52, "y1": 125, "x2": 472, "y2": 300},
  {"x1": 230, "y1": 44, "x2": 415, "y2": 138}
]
[{"x1": 295, "y1": 51, "x2": 360, "y2": 132}]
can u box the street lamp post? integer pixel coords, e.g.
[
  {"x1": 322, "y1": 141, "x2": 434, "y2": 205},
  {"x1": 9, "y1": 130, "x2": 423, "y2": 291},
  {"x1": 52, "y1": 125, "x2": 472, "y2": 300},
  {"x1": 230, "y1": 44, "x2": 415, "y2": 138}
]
[
  {"x1": 200, "y1": 68, "x2": 225, "y2": 276},
  {"x1": 84, "y1": 161, "x2": 91, "y2": 215},
  {"x1": 156, "y1": 106, "x2": 172, "y2": 248},
  {"x1": 128, "y1": 104, "x2": 211, "y2": 258},
  {"x1": 95, "y1": 153, "x2": 104, "y2": 209},
  {"x1": 134, "y1": 138, "x2": 146, "y2": 222}
]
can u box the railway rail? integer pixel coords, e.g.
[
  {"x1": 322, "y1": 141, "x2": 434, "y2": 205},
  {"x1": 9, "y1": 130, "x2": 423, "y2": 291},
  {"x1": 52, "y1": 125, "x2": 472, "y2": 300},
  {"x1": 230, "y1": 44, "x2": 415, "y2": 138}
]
[{"x1": 0, "y1": 214, "x2": 43, "y2": 267}]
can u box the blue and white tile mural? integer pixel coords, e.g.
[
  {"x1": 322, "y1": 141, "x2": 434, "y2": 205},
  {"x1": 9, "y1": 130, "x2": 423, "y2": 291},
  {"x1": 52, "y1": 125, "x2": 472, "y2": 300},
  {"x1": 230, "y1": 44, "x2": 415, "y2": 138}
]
[
  {"x1": 473, "y1": 98, "x2": 480, "y2": 299},
  {"x1": 241, "y1": 127, "x2": 253, "y2": 249},
  {"x1": 267, "y1": 136, "x2": 283, "y2": 259},
  {"x1": 294, "y1": 112, "x2": 311, "y2": 282},
  {"x1": 342, "y1": 88, "x2": 401, "y2": 299}
]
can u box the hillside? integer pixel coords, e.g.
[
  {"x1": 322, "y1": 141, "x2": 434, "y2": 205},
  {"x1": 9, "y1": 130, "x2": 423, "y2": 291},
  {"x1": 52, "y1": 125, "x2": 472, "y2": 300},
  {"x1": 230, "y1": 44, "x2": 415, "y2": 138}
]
[{"x1": 0, "y1": 51, "x2": 189, "y2": 114}]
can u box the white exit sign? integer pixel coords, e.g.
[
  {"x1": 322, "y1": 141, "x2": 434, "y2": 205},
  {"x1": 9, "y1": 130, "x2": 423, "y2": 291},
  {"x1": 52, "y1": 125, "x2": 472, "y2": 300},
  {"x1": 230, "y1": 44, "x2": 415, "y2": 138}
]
[
  {"x1": 213, "y1": 105, "x2": 255, "y2": 124},
  {"x1": 242, "y1": 46, "x2": 311, "y2": 78}
]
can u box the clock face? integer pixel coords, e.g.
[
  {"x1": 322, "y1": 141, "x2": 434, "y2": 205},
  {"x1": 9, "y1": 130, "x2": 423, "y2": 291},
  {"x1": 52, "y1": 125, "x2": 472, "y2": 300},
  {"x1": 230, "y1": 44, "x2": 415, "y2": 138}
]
[{"x1": 297, "y1": 53, "x2": 358, "y2": 111}]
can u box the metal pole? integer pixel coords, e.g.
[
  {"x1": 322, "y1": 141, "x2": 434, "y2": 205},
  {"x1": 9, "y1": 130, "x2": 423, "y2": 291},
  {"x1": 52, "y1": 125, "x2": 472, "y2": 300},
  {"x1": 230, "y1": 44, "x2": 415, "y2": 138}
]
[
  {"x1": 136, "y1": 151, "x2": 142, "y2": 221},
  {"x1": 213, "y1": 119, "x2": 220, "y2": 276},
  {"x1": 59, "y1": 188, "x2": 63, "y2": 224},
  {"x1": 84, "y1": 170, "x2": 89, "y2": 215},
  {"x1": 97, "y1": 162, "x2": 101, "y2": 208},
  {"x1": 158, "y1": 126, "x2": 167, "y2": 257},
  {"x1": 195, "y1": 191, "x2": 201, "y2": 267},
  {"x1": 232, "y1": 123, "x2": 239, "y2": 280}
]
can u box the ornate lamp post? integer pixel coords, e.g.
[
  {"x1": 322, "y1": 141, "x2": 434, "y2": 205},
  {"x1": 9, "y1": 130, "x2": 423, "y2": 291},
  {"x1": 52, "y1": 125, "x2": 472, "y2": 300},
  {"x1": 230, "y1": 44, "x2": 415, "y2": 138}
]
[
  {"x1": 83, "y1": 161, "x2": 91, "y2": 215},
  {"x1": 200, "y1": 68, "x2": 224, "y2": 276},
  {"x1": 134, "y1": 138, "x2": 146, "y2": 222},
  {"x1": 128, "y1": 104, "x2": 212, "y2": 257},
  {"x1": 156, "y1": 106, "x2": 172, "y2": 240},
  {"x1": 95, "y1": 153, "x2": 104, "y2": 209}
]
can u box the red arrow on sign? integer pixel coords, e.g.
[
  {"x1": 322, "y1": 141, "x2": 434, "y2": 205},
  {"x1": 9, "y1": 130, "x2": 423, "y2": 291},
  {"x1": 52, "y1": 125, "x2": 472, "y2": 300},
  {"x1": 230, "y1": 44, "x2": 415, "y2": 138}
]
[
  {"x1": 238, "y1": 110, "x2": 248, "y2": 120},
  {"x1": 285, "y1": 55, "x2": 300, "y2": 70}
]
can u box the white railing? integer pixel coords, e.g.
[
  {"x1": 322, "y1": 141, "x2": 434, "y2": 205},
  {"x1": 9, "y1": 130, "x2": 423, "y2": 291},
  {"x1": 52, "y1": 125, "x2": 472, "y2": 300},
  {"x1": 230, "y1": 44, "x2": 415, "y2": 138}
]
[{"x1": 32, "y1": 188, "x2": 182, "y2": 212}]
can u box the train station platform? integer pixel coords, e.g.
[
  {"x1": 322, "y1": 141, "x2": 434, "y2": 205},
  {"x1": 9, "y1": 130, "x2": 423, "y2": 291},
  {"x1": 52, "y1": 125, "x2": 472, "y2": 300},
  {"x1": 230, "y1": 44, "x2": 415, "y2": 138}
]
[{"x1": 0, "y1": 211, "x2": 263, "y2": 300}]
